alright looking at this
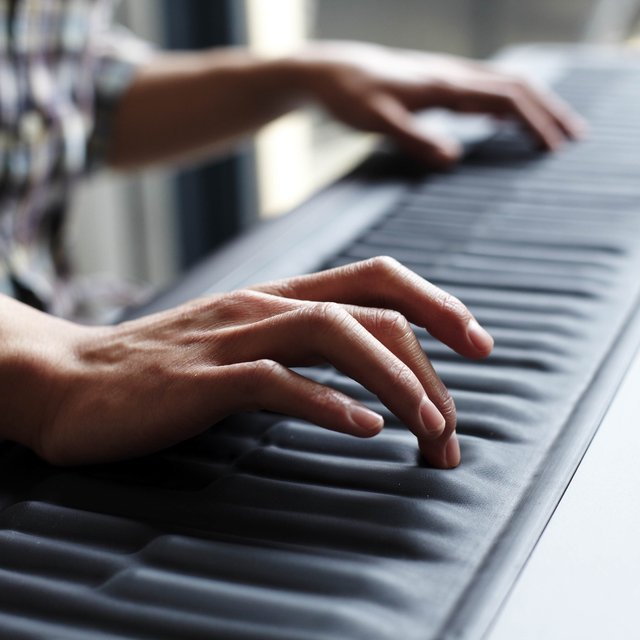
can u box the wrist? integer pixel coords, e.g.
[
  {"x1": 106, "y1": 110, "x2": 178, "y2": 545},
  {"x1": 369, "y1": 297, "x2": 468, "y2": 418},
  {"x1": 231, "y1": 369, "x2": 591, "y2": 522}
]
[
  {"x1": 279, "y1": 41, "x2": 375, "y2": 106},
  {"x1": 0, "y1": 314, "x2": 79, "y2": 457},
  {"x1": 249, "y1": 52, "x2": 320, "y2": 108},
  {"x1": 278, "y1": 44, "x2": 340, "y2": 101}
]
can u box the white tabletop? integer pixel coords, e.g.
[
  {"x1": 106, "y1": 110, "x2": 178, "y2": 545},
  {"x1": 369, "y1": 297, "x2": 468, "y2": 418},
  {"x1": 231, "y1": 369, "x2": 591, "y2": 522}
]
[{"x1": 487, "y1": 343, "x2": 640, "y2": 639}]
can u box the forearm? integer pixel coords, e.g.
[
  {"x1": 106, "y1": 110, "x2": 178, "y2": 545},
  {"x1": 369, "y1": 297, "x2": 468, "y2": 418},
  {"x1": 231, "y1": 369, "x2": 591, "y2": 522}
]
[{"x1": 107, "y1": 48, "x2": 307, "y2": 170}]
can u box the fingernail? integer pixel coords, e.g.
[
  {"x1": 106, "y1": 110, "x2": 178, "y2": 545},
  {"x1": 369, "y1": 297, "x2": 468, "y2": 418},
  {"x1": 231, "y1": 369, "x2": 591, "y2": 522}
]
[
  {"x1": 420, "y1": 396, "x2": 445, "y2": 437},
  {"x1": 349, "y1": 404, "x2": 384, "y2": 435},
  {"x1": 467, "y1": 318, "x2": 494, "y2": 354},
  {"x1": 445, "y1": 433, "x2": 461, "y2": 468}
]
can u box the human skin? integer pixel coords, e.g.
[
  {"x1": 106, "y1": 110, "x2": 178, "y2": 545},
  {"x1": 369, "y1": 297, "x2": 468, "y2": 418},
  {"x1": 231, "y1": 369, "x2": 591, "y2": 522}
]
[
  {"x1": 108, "y1": 41, "x2": 586, "y2": 170},
  {"x1": 0, "y1": 42, "x2": 584, "y2": 467},
  {"x1": 0, "y1": 258, "x2": 492, "y2": 468}
]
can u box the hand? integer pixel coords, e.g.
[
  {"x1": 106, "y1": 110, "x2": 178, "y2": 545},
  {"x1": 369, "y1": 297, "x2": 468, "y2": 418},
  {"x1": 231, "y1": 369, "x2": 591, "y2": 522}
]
[
  {"x1": 33, "y1": 257, "x2": 493, "y2": 468},
  {"x1": 293, "y1": 42, "x2": 587, "y2": 167}
]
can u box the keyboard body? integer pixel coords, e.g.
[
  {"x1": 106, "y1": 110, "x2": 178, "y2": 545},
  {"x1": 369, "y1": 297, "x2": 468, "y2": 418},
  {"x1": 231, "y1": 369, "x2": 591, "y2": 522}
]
[{"x1": 1, "y1": 45, "x2": 640, "y2": 639}]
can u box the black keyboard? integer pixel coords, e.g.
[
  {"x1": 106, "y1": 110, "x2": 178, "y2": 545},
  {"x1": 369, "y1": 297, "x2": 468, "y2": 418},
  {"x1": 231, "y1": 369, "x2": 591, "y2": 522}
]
[{"x1": 1, "y1": 60, "x2": 640, "y2": 640}]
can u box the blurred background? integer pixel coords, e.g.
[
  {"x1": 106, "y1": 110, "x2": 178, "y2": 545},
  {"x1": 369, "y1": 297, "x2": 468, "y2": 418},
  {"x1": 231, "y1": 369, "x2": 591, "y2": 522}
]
[{"x1": 68, "y1": 0, "x2": 640, "y2": 298}]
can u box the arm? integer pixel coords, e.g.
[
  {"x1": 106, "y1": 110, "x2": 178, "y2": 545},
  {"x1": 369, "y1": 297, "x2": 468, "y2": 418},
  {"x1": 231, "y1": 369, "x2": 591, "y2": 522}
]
[
  {"x1": 108, "y1": 42, "x2": 587, "y2": 171},
  {"x1": 107, "y1": 48, "x2": 305, "y2": 169},
  {"x1": 0, "y1": 258, "x2": 492, "y2": 469}
]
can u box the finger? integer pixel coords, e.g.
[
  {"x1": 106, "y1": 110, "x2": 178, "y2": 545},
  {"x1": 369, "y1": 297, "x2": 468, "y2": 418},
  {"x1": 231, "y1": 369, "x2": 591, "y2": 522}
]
[
  {"x1": 201, "y1": 360, "x2": 384, "y2": 438},
  {"x1": 451, "y1": 82, "x2": 568, "y2": 151},
  {"x1": 348, "y1": 306, "x2": 458, "y2": 467},
  {"x1": 216, "y1": 297, "x2": 459, "y2": 466},
  {"x1": 252, "y1": 256, "x2": 494, "y2": 360},
  {"x1": 517, "y1": 82, "x2": 588, "y2": 140},
  {"x1": 478, "y1": 65, "x2": 589, "y2": 140},
  {"x1": 213, "y1": 304, "x2": 453, "y2": 460},
  {"x1": 191, "y1": 290, "x2": 458, "y2": 465},
  {"x1": 367, "y1": 92, "x2": 462, "y2": 168}
]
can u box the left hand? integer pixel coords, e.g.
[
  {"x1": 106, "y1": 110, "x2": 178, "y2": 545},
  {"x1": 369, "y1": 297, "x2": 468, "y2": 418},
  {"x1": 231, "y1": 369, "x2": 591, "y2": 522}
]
[
  {"x1": 292, "y1": 41, "x2": 587, "y2": 168},
  {"x1": 26, "y1": 258, "x2": 492, "y2": 468}
]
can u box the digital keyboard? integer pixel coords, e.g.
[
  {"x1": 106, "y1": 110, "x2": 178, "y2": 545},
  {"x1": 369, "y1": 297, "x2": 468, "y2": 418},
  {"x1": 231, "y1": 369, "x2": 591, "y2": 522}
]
[{"x1": 1, "y1": 45, "x2": 639, "y2": 639}]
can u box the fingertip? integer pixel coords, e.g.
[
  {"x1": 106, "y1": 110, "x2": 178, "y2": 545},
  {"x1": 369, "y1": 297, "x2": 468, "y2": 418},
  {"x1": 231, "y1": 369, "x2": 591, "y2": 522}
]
[
  {"x1": 445, "y1": 433, "x2": 461, "y2": 468},
  {"x1": 419, "y1": 432, "x2": 461, "y2": 469},
  {"x1": 467, "y1": 318, "x2": 494, "y2": 357},
  {"x1": 401, "y1": 128, "x2": 461, "y2": 169}
]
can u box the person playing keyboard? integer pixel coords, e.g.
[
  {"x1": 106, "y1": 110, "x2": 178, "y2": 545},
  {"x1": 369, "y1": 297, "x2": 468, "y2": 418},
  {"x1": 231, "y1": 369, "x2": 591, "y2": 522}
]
[{"x1": 0, "y1": 1, "x2": 584, "y2": 469}]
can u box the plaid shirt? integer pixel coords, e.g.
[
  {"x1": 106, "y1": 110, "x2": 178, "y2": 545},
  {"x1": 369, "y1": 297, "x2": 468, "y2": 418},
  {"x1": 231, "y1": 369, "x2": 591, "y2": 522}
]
[{"x1": 0, "y1": 0, "x2": 150, "y2": 318}]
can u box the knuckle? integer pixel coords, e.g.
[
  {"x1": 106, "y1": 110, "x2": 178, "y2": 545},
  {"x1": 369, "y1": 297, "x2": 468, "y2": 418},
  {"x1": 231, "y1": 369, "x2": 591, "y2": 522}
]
[
  {"x1": 251, "y1": 279, "x2": 293, "y2": 299},
  {"x1": 375, "y1": 309, "x2": 410, "y2": 338},
  {"x1": 186, "y1": 294, "x2": 226, "y2": 317},
  {"x1": 368, "y1": 255, "x2": 403, "y2": 278},
  {"x1": 439, "y1": 392, "x2": 457, "y2": 426},
  {"x1": 387, "y1": 361, "x2": 419, "y2": 394},
  {"x1": 227, "y1": 288, "x2": 263, "y2": 306},
  {"x1": 307, "y1": 383, "x2": 341, "y2": 410},
  {"x1": 436, "y1": 291, "x2": 470, "y2": 324},
  {"x1": 185, "y1": 293, "x2": 236, "y2": 325},
  {"x1": 219, "y1": 289, "x2": 264, "y2": 318},
  {"x1": 233, "y1": 359, "x2": 285, "y2": 411},
  {"x1": 247, "y1": 358, "x2": 282, "y2": 388},
  {"x1": 181, "y1": 297, "x2": 218, "y2": 321},
  {"x1": 307, "y1": 301, "x2": 350, "y2": 330},
  {"x1": 358, "y1": 256, "x2": 408, "y2": 295}
]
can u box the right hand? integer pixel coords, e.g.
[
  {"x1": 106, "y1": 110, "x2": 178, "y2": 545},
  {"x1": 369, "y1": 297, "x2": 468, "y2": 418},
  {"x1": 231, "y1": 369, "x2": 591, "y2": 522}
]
[{"x1": 30, "y1": 257, "x2": 493, "y2": 468}]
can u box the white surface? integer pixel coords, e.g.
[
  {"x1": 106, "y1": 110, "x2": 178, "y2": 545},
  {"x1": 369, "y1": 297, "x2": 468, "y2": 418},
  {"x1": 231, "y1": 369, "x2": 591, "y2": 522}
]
[{"x1": 488, "y1": 345, "x2": 640, "y2": 640}]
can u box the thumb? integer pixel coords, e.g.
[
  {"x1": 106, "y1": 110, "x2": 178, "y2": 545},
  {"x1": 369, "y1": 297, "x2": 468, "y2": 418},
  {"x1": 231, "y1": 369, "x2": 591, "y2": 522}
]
[{"x1": 369, "y1": 93, "x2": 462, "y2": 168}]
